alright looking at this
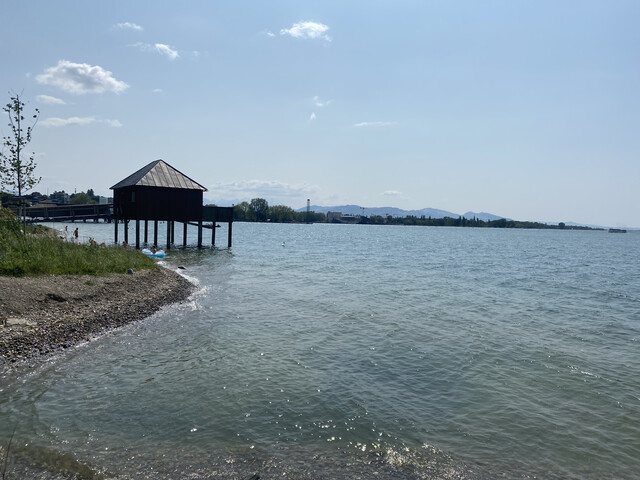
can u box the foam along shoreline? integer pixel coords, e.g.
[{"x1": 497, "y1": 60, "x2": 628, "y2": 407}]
[{"x1": 0, "y1": 266, "x2": 196, "y2": 368}]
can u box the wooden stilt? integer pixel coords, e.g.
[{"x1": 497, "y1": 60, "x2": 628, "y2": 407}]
[
  {"x1": 228, "y1": 221, "x2": 233, "y2": 248},
  {"x1": 166, "y1": 220, "x2": 171, "y2": 249},
  {"x1": 124, "y1": 220, "x2": 129, "y2": 244},
  {"x1": 212, "y1": 223, "x2": 216, "y2": 246},
  {"x1": 135, "y1": 219, "x2": 140, "y2": 249},
  {"x1": 144, "y1": 220, "x2": 148, "y2": 244},
  {"x1": 197, "y1": 221, "x2": 203, "y2": 248},
  {"x1": 183, "y1": 222, "x2": 188, "y2": 247},
  {"x1": 114, "y1": 218, "x2": 118, "y2": 244},
  {"x1": 154, "y1": 220, "x2": 158, "y2": 247}
]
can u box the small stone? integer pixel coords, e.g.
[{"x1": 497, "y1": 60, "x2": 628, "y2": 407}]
[
  {"x1": 127, "y1": 268, "x2": 134, "y2": 275},
  {"x1": 46, "y1": 293, "x2": 67, "y2": 302},
  {"x1": 7, "y1": 317, "x2": 36, "y2": 327}
]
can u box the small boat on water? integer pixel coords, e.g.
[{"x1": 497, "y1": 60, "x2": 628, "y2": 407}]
[
  {"x1": 142, "y1": 248, "x2": 166, "y2": 258},
  {"x1": 608, "y1": 228, "x2": 627, "y2": 233}
]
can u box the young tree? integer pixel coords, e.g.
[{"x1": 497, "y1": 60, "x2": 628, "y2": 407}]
[
  {"x1": 249, "y1": 197, "x2": 269, "y2": 222},
  {"x1": 0, "y1": 93, "x2": 40, "y2": 228},
  {"x1": 70, "y1": 192, "x2": 96, "y2": 205},
  {"x1": 268, "y1": 205, "x2": 295, "y2": 222},
  {"x1": 233, "y1": 201, "x2": 250, "y2": 221},
  {"x1": 86, "y1": 188, "x2": 99, "y2": 203}
]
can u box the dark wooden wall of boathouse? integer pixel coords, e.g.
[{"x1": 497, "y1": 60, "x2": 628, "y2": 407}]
[
  {"x1": 113, "y1": 186, "x2": 203, "y2": 221},
  {"x1": 111, "y1": 159, "x2": 233, "y2": 249}
]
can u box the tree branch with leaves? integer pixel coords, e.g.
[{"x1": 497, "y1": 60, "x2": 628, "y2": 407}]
[{"x1": 0, "y1": 93, "x2": 40, "y2": 228}]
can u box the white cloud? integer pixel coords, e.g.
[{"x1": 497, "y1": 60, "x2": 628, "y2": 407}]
[
  {"x1": 36, "y1": 60, "x2": 129, "y2": 95},
  {"x1": 309, "y1": 112, "x2": 317, "y2": 121},
  {"x1": 209, "y1": 179, "x2": 320, "y2": 203},
  {"x1": 280, "y1": 21, "x2": 331, "y2": 41},
  {"x1": 313, "y1": 96, "x2": 331, "y2": 107},
  {"x1": 353, "y1": 121, "x2": 395, "y2": 128},
  {"x1": 154, "y1": 43, "x2": 179, "y2": 60},
  {"x1": 152, "y1": 88, "x2": 163, "y2": 93},
  {"x1": 266, "y1": 31, "x2": 276, "y2": 38},
  {"x1": 382, "y1": 190, "x2": 402, "y2": 197},
  {"x1": 41, "y1": 116, "x2": 122, "y2": 127},
  {"x1": 41, "y1": 116, "x2": 95, "y2": 127},
  {"x1": 114, "y1": 22, "x2": 143, "y2": 32},
  {"x1": 133, "y1": 42, "x2": 180, "y2": 60},
  {"x1": 36, "y1": 94, "x2": 65, "y2": 105}
]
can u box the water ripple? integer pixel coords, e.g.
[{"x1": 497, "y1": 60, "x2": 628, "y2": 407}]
[{"x1": 1, "y1": 225, "x2": 639, "y2": 478}]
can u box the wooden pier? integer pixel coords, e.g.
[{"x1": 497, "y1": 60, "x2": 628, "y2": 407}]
[{"x1": 17, "y1": 202, "x2": 113, "y2": 223}]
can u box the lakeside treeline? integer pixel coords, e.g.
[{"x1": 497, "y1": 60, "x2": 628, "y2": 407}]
[
  {"x1": 1, "y1": 190, "x2": 594, "y2": 230},
  {"x1": 359, "y1": 215, "x2": 594, "y2": 230},
  {"x1": 0, "y1": 189, "x2": 108, "y2": 207},
  {"x1": 234, "y1": 199, "x2": 595, "y2": 230}
]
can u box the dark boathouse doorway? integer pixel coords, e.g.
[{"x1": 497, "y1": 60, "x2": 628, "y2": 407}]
[{"x1": 111, "y1": 160, "x2": 233, "y2": 249}]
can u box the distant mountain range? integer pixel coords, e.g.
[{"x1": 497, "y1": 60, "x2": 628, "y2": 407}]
[
  {"x1": 206, "y1": 199, "x2": 629, "y2": 229},
  {"x1": 296, "y1": 204, "x2": 507, "y2": 222}
]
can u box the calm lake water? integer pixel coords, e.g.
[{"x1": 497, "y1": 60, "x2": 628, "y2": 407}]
[{"x1": 1, "y1": 222, "x2": 639, "y2": 479}]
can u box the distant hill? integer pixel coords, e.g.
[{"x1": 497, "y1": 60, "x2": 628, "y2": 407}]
[
  {"x1": 298, "y1": 204, "x2": 448, "y2": 217},
  {"x1": 206, "y1": 200, "x2": 507, "y2": 222},
  {"x1": 462, "y1": 211, "x2": 508, "y2": 222},
  {"x1": 298, "y1": 204, "x2": 506, "y2": 221},
  {"x1": 209, "y1": 200, "x2": 621, "y2": 228}
]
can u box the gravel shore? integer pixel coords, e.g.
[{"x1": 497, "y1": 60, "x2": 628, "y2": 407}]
[{"x1": 0, "y1": 266, "x2": 196, "y2": 367}]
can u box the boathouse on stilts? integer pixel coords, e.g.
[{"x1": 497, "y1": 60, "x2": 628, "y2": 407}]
[{"x1": 110, "y1": 160, "x2": 233, "y2": 249}]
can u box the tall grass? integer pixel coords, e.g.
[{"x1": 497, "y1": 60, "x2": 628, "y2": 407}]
[{"x1": 0, "y1": 208, "x2": 155, "y2": 276}]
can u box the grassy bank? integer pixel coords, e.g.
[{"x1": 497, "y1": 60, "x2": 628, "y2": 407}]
[{"x1": 0, "y1": 208, "x2": 155, "y2": 276}]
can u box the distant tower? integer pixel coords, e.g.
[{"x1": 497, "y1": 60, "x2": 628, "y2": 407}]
[{"x1": 306, "y1": 199, "x2": 311, "y2": 223}]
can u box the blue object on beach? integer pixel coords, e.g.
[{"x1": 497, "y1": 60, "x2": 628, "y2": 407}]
[{"x1": 142, "y1": 248, "x2": 166, "y2": 258}]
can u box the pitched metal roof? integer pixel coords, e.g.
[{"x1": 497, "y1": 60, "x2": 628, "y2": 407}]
[{"x1": 110, "y1": 160, "x2": 207, "y2": 191}]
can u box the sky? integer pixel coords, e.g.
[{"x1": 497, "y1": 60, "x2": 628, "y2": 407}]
[{"x1": 1, "y1": 1, "x2": 638, "y2": 227}]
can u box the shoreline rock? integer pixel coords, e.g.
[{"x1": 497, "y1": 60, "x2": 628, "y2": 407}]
[{"x1": 0, "y1": 267, "x2": 196, "y2": 368}]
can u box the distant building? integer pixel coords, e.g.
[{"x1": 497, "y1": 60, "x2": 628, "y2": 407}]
[
  {"x1": 327, "y1": 211, "x2": 361, "y2": 223},
  {"x1": 32, "y1": 199, "x2": 58, "y2": 208},
  {"x1": 49, "y1": 191, "x2": 70, "y2": 205},
  {"x1": 327, "y1": 211, "x2": 342, "y2": 222}
]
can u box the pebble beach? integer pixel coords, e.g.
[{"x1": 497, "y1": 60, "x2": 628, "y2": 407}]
[{"x1": 0, "y1": 266, "x2": 195, "y2": 368}]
